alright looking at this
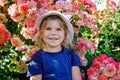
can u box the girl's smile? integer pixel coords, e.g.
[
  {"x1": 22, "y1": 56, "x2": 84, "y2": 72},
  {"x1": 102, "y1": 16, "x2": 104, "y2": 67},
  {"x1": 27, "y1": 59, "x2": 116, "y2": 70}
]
[{"x1": 48, "y1": 36, "x2": 59, "y2": 40}]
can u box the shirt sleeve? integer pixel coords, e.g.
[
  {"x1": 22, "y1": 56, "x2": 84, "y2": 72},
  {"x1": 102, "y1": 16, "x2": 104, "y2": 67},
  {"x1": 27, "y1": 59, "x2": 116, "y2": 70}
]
[
  {"x1": 70, "y1": 49, "x2": 82, "y2": 67},
  {"x1": 27, "y1": 52, "x2": 42, "y2": 77}
]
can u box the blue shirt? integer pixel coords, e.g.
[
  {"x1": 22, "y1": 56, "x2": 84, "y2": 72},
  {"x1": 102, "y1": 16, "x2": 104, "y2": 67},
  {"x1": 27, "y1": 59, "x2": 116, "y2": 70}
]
[{"x1": 27, "y1": 47, "x2": 82, "y2": 80}]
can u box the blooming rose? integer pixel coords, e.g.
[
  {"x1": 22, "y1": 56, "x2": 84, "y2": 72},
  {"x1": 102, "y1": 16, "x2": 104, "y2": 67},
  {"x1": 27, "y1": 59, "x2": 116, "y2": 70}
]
[
  {"x1": 10, "y1": 35, "x2": 22, "y2": 47},
  {"x1": 98, "y1": 74, "x2": 107, "y2": 80},
  {"x1": 0, "y1": 23, "x2": 11, "y2": 44},
  {"x1": 0, "y1": 13, "x2": 8, "y2": 23}
]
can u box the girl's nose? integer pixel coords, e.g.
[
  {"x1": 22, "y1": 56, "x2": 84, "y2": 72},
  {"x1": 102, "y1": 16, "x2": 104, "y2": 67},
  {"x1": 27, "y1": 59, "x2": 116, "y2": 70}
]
[{"x1": 51, "y1": 29, "x2": 57, "y2": 35}]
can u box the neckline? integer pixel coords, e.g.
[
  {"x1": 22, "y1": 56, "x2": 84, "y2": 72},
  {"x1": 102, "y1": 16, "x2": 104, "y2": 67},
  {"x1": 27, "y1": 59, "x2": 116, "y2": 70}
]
[{"x1": 41, "y1": 46, "x2": 64, "y2": 54}]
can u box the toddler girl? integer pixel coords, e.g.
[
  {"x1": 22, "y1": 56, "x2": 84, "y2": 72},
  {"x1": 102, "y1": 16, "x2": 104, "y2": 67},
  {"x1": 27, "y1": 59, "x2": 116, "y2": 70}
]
[{"x1": 27, "y1": 11, "x2": 82, "y2": 80}]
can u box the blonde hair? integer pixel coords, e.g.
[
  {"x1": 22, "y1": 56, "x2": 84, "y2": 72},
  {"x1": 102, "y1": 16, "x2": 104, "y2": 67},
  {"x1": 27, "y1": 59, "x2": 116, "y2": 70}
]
[{"x1": 34, "y1": 11, "x2": 74, "y2": 49}]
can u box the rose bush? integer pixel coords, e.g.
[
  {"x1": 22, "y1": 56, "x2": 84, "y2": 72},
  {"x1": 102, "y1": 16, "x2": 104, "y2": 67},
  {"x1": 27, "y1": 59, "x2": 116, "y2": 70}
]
[
  {"x1": 0, "y1": 0, "x2": 120, "y2": 80},
  {"x1": 87, "y1": 54, "x2": 120, "y2": 80}
]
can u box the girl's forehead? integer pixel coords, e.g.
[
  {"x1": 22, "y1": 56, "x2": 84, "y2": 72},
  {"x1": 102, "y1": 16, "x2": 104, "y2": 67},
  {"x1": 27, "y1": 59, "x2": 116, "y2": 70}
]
[
  {"x1": 44, "y1": 19, "x2": 63, "y2": 26},
  {"x1": 46, "y1": 21, "x2": 63, "y2": 28},
  {"x1": 47, "y1": 19, "x2": 60, "y2": 23}
]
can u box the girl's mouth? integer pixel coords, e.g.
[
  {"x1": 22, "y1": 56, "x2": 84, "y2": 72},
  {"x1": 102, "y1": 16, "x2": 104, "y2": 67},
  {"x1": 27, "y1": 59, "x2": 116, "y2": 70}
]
[{"x1": 48, "y1": 37, "x2": 58, "y2": 40}]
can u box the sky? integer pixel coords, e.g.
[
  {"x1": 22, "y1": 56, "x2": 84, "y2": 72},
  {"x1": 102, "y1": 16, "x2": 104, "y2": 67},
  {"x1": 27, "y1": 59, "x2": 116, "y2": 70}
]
[{"x1": 91, "y1": 0, "x2": 120, "y2": 10}]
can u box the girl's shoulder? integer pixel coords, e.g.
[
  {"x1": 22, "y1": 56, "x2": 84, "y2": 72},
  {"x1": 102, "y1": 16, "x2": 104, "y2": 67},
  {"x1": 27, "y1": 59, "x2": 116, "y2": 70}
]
[
  {"x1": 31, "y1": 49, "x2": 44, "y2": 57},
  {"x1": 63, "y1": 47, "x2": 76, "y2": 54}
]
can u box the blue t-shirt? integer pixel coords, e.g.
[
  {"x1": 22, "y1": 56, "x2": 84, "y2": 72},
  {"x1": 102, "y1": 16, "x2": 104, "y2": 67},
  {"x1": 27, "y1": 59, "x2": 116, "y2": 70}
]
[{"x1": 27, "y1": 47, "x2": 82, "y2": 80}]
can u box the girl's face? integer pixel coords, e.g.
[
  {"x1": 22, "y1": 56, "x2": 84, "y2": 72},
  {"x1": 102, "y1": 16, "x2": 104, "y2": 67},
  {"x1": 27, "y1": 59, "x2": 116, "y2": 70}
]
[{"x1": 42, "y1": 19, "x2": 65, "y2": 49}]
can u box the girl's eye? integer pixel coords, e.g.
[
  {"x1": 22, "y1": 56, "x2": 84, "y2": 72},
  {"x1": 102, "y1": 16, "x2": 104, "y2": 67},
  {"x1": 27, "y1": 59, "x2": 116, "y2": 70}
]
[
  {"x1": 45, "y1": 27, "x2": 51, "y2": 30},
  {"x1": 57, "y1": 28, "x2": 62, "y2": 31}
]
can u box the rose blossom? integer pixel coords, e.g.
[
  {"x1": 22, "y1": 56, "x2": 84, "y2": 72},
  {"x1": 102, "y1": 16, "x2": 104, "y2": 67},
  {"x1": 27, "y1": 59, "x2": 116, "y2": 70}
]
[
  {"x1": 0, "y1": 13, "x2": 8, "y2": 23},
  {"x1": 98, "y1": 74, "x2": 107, "y2": 80},
  {"x1": 0, "y1": 0, "x2": 8, "y2": 6},
  {"x1": 0, "y1": 23, "x2": 11, "y2": 44},
  {"x1": 103, "y1": 63, "x2": 116, "y2": 77},
  {"x1": 10, "y1": 35, "x2": 22, "y2": 47}
]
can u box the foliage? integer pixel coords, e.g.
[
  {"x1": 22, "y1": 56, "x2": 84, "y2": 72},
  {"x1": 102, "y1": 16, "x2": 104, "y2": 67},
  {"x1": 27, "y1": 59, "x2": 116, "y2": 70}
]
[{"x1": 0, "y1": 0, "x2": 120, "y2": 79}]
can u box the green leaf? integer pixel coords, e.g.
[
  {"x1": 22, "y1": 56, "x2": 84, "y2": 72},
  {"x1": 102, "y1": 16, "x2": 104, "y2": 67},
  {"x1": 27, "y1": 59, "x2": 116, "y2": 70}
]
[
  {"x1": 10, "y1": 63, "x2": 17, "y2": 70},
  {"x1": 116, "y1": 23, "x2": 120, "y2": 29}
]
